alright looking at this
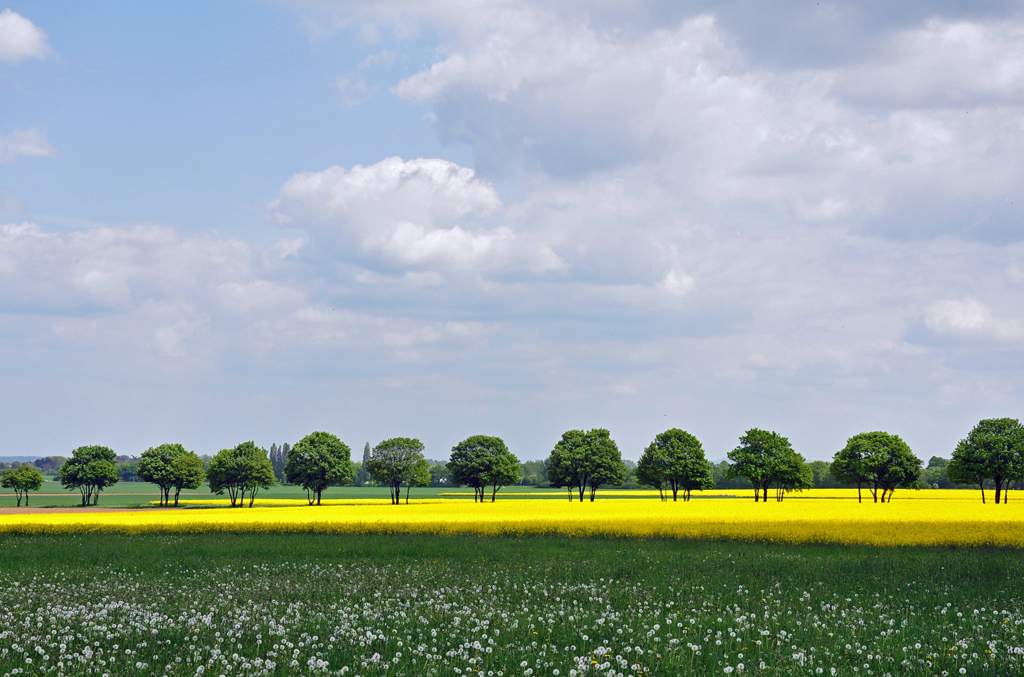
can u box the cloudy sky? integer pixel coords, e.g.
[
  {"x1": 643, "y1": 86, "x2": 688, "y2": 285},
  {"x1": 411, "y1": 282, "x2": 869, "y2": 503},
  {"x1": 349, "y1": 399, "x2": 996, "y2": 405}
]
[{"x1": 2, "y1": 1, "x2": 1023, "y2": 462}]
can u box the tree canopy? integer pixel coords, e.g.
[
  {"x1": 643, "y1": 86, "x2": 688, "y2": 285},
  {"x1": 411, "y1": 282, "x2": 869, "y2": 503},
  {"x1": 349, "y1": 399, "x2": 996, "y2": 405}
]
[
  {"x1": 447, "y1": 435, "x2": 522, "y2": 502},
  {"x1": 947, "y1": 418, "x2": 1024, "y2": 504},
  {"x1": 547, "y1": 428, "x2": 626, "y2": 502},
  {"x1": 833, "y1": 431, "x2": 920, "y2": 503},
  {"x1": 1, "y1": 464, "x2": 45, "y2": 506},
  {"x1": 207, "y1": 442, "x2": 275, "y2": 507},
  {"x1": 727, "y1": 429, "x2": 809, "y2": 502},
  {"x1": 284, "y1": 431, "x2": 354, "y2": 505},
  {"x1": 366, "y1": 437, "x2": 426, "y2": 505},
  {"x1": 138, "y1": 444, "x2": 201, "y2": 508},
  {"x1": 169, "y1": 452, "x2": 205, "y2": 506},
  {"x1": 58, "y1": 445, "x2": 119, "y2": 506},
  {"x1": 636, "y1": 429, "x2": 714, "y2": 501}
]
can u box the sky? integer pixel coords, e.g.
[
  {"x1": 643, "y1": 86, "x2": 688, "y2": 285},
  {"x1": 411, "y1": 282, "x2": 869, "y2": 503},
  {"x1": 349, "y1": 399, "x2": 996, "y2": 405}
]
[{"x1": 2, "y1": 1, "x2": 1024, "y2": 463}]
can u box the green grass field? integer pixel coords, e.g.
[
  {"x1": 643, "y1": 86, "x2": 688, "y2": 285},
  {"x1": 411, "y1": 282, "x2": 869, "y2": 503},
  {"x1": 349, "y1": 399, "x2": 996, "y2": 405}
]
[
  {"x1": 0, "y1": 482, "x2": 556, "y2": 508},
  {"x1": 0, "y1": 533, "x2": 1021, "y2": 676},
  {"x1": 0, "y1": 482, "x2": 601, "y2": 508}
]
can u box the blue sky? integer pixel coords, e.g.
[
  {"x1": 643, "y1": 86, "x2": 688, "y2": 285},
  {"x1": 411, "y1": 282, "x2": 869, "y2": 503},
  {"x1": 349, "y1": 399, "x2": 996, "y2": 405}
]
[{"x1": 2, "y1": 1, "x2": 1023, "y2": 462}]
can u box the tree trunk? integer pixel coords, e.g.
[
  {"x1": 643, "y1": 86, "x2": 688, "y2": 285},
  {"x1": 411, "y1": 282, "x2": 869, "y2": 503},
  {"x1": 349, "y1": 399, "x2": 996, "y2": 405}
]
[
  {"x1": 671, "y1": 480, "x2": 679, "y2": 502},
  {"x1": 994, "y1": 477, "x2": 1003, "y2": 505},
  {"x1": 763, "y1": 485, "x2": 769, "y2": 503},
  {"x1": 980, "y1": 483, "x2": 986, "y2": 504},
  {"x1": 857, "y1": 483, "x2": 862, "y2": 504},
  {"x1": 578, "y1": 484, "x2": 586, "y2": 502},
  {"x1": 491, "y1": 485, "x2": 499, "y2": 502},
  {"x1": 567, "y1": 486, "x2": 573, "y2": 502},
  {"x1": 754, "y1": 485, "x2": 759, "y2": 502},
  {"x1": 93, "y1": 492, "x2": 99, "y2": 506},
  {"x1": 174, "y1": 488, "x2": 181, "y2": 506},
  {"x1": 317, "y1": 488, "x2": 323, "y2": 506}
]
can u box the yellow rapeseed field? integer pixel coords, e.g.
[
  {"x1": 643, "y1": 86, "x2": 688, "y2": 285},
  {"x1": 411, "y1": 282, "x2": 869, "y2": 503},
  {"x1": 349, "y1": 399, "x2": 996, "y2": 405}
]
[{"x1": 2, "y1": 494, "x2": 1023, "y2": 546}]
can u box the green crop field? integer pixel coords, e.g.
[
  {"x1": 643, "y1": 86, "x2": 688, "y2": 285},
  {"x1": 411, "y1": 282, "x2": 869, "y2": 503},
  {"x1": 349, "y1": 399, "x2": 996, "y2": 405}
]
[
  {"x1": 0, "y1": 533, "x2": 1022, "y2": 676},
  {"x1": 0, "y1": 482, "x2": 581, "y2": 508}
]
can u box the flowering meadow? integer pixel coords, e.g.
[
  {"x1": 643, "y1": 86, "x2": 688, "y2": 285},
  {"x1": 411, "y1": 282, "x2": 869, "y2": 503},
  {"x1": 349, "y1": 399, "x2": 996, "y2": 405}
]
[
  {"x1": 2, "y1": 496, "x2": 1024, "y2": 547},
  {"x1": 0, "y1": 533, "x2": 1023, "y2": 677}
]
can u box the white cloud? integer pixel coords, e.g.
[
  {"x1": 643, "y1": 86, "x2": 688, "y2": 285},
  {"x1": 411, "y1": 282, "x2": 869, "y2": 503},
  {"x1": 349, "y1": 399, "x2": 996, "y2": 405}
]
[
  {"x1": 0, "y1": 9, "x2": 52, "y2": 63},
  {"x1": 836, "y1": 20, "x2": 1024, "y2": 107},
  {"x1": 384, "y1": 8, "x2": 1024, "y2": 245},
  {"x1": 270, "y1": 156, "x2": 500, "y2": 233},
  {"x1": 269, "y1": 156, "x2": 564, "y2": 274},
  {"x1": 0, "y1": 221, "x2": 511, "y2": 367},
  {"x1": 924, "y1": 298, "x2": 1024, "y2": 342},
  {"x1": 0, "y1": 127, "x2": 57, "y2": 164}
]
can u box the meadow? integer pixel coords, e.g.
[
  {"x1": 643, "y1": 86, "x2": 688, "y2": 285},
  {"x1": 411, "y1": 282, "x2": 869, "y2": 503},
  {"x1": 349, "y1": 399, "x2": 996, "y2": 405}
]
[{"x1": 0, "y1": 533, "x2": 1022, "y2": 677}]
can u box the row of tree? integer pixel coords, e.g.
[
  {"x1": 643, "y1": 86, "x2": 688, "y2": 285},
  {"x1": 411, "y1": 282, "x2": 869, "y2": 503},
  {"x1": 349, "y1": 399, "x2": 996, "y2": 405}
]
[
  {"x1": 545, "y1": 420, "x2": 1022, "y2": 505},
  {"x1": 8, "y1": 417, "x2": 1021, "y2": 507}
]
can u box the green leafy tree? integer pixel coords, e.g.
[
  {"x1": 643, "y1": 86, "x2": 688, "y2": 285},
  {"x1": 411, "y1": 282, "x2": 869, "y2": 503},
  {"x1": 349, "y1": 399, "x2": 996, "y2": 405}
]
[
  {"x1": 404, "y1": 458, "x2": 432, "y2": 504},
  {"x1": 948, "y1": 418, "x2": 1024, "y2": 504},
  {"x1": 1, "y1": 464, "x2": 45, "y2": 506},
  {"x1": 138, "y1": 443, "x2": 190, "y2": 506},
  {"x1": 711, "y1": 460, "x2": 751, "y2": 489},
  {"x1": 837, "y1": 431, "x2": 921, "y2": 503},
  {"x1": 726, "y1": 429, "x2": 794, "y2": 503},
  {"x1": 636, "y1": 448, "x2": 668, "y2": 501},
  {"x1": 117, "y1": 460, "x2": 141, "y2": 482},
  {"x1": 58, "y1": 446, "x2": 119, "y2": 506},
  {"x1": 772, "y1": 451, "x2": 814, "y2": 502},
  {"x1": 207, "y1": 442, "x2": 275, "y2": 507},
  {"x1": 268, "y1": 443, "x2": 288, "y2": 483},
  {"x1": 169, "y1": 452, "x2": 205, "y2": 506},
  {"x1": 284, "y1": 431, "x2": 354, "y2": 505},
  {"x1": 807, "y1": 460, "x2": 845, "y2": 488},
  {"x1": 546, "y1": 428, "x2": 626, "y2": 502},
  {"x1": 448, "y1": 435, "x2": 522, "y2": 502},
  {"x1": 427, "y1": 462, "x2": 452, "y2": 487},
  {"x1": 637, "y1": 429, "x2": 714, "y2": 502},
  {"x1": 366, "y1": 437, "x2": 426, "y2": 505},
  {"x1": 518, "y1": 459, "x2": 550, "y2": 487},
  {"x1": 831, "y1": 436, "x2": 873, "y2": 503},
  {"x1": 32, "y1": 456, "x2": 66, "y2": 474}
]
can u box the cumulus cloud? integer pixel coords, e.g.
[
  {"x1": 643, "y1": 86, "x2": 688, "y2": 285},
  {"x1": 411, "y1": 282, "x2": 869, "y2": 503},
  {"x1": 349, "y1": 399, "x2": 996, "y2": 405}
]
[
  {"x1": 383, "y1": 7, "x2": 1024, "y2": 245},
  {"x1": 836, "y1": 19, "x2": 1024, "y2": 107},
  {"x1": 0, "y1": 9, "x2": 52, "y2": 63},
  {"x1": 269, "y1": 156, "x2": 564, "y2": 274},
  {"x1": 0, "y1": 220, "x2": 513, "y2": 377},
  {"x1": 0, "y1": 127, "x2": 57, "y2": 165},
  {"x1": 924, "y1": 298, "x2": 1024, "y2": 342}
]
